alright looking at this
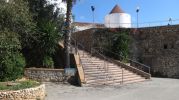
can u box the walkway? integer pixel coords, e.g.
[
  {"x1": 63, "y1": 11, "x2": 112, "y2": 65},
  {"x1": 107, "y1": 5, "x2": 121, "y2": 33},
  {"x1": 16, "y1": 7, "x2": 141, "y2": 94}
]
[{"x1": 45, "y1": 78, "x2": 179, "y2": 100}]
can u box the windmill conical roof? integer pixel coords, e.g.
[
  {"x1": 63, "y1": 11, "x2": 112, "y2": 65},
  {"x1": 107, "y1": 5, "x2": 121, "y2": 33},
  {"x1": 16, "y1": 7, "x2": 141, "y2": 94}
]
[{"x1": 109, "y1": 5, "x2": 124, "y2": 14}]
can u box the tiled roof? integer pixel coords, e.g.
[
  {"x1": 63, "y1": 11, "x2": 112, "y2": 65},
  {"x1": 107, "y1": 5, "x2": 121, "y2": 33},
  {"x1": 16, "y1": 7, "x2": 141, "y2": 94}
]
[
  {"x1": 109, "y1": 4, "x2": 124, "y2": 14},
  {"x1": 73, "y1": 22, "x2": 105, "y2": 28}
]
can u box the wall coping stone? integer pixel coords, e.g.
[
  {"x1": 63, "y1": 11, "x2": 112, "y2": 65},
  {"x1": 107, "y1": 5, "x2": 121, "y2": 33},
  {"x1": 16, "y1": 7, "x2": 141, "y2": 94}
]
[
  {"x1": 0, "y1": 84, "x2": 45, "y2": 100},
  {"x1": 26, "y1": 68, "x2": 64, "y2": 71}
]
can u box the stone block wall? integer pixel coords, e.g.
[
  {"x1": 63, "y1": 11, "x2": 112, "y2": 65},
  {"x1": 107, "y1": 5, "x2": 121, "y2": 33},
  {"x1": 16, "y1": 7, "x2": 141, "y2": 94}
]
[
  {"x1": 73, "y1": 25, "x2": 179, "y2": 78},
  {"x1": 0, "y1": 84, "x2": 45, "y2": 100},
  {"x1": 134, "y1": 25, "x2": 179, "y2": 78},
  {"x1": 72, "y1": 28, "x2": 94, "y2": 52},
  {"x1": 24, "y1": 68, "x2": 64, "y2": 82}
]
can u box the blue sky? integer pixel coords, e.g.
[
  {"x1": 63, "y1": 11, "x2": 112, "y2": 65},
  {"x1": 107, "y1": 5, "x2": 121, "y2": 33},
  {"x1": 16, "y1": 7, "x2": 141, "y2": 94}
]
[{"x1": 72, "y1": 0, "x2": 179, "y2": 26}]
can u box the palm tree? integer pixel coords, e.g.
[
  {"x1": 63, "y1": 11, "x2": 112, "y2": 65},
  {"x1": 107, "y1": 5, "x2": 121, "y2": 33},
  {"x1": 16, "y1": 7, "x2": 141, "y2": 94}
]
[{"x1": 62, "y1": 0, "x2": 77, "y2": 68}]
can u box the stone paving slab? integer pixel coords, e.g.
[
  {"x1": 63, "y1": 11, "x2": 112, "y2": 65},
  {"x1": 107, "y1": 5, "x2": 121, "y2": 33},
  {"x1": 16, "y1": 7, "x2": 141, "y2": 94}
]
[{"x1": 45, "y1": 78, "x2": 179, "y2": 100}]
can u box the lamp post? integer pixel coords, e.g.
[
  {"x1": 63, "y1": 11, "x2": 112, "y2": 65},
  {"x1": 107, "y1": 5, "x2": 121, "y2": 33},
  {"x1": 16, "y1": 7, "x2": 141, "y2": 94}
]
[
  {"x1": 136, "y1": 6, "x2": 140, "y2": 28},
  {"x1": 91, "y1": 6, "x2": 95, "y2": 55},
  {"x1": 168, "y1": 17, "x2": 172, "y2": 25},
  {"x1": 91, "y1": 6, "x2": 95, "y2": 28}
]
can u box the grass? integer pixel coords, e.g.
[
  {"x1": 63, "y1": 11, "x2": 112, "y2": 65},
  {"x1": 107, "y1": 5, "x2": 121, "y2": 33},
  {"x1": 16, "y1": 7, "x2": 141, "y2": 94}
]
[{"x1": 0, "y1": 80, "x2": 40, "y2": 91}]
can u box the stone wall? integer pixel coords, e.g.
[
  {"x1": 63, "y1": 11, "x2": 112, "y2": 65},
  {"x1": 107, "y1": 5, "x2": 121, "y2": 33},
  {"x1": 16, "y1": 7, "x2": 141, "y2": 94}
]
[
  {"x1": 72, "y1": 28, "x2": 94, "y2": 51},
  {"x1": 0, "y1": 84, "x2": 45, "y2": 100},
  {"x1": 134, "y1": 25, "x2": 179, "y2": 78},
  {"x1": 73, "y1": 25, "x2": 179, "y2": 78},
  {"x1": 25, "y1": 68, "x2": 64, "y2": 82}
]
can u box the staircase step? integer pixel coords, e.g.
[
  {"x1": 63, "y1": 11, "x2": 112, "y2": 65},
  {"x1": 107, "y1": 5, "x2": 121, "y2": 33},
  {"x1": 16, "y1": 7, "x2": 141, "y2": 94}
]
[
  {"x1": 85, "y1": 73, "x2": 141, "y2": 81},
  {"x1": 76, "y1": 49, "x2": 149, "y2": 86},
  {"x1": 86, "y1": 78, "x2": 115, "y2": 84},
  {"x1": 86, "y1": 76, "x2": 145, "y2": 85},
  {"x1": 84, "y1": 69, "x2": 105, "y2": 72},
  {"x1": 123, "y1": 78, "x2": 146, "y2": 84}
]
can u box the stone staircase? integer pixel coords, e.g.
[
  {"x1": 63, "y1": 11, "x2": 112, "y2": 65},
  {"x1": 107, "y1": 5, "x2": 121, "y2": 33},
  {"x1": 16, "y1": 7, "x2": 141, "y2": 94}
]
[
  {"x1": 77, "y1": 49, "x2": 150, "y2": 86},
  {"x1": 59, "y1": 41, "x2": 150, "y2": 86}
]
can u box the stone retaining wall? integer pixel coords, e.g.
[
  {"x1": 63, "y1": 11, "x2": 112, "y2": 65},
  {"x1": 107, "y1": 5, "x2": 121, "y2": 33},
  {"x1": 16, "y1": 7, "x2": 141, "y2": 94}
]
[
  {"x1": 0, "y1": 84, "x2": 45, "y2": 100},
  {"x1": 25, "y1": 68, "x2": 64, "y2": 82},
  {"x1": 73, "y1": 25, "x2": 179, "y2": 78},
  {"x1": 133, "y1": 26, "x2": 179, "y2": 78}
]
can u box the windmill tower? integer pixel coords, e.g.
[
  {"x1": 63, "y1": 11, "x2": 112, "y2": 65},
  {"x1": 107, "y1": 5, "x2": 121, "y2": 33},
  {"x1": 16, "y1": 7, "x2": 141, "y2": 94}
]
[{"x1": 105, "y1": 5, "x2": 131, "y2": 28}]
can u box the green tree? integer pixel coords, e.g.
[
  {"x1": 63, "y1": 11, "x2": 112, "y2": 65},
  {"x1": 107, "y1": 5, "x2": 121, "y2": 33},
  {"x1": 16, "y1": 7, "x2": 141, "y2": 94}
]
[
  {"x1": 0, "y1": 0, "x2": 33, "y2": 81},
  {"x1": 25, "y1": 0, "x2": 65, "y2": 67},
  {"x1": 93, "y1": 29, "x2": 130, "y2": 61},
  {"x1": 0, "y1": 0, "x2": 36, "y2": 47},
  {"x1": 111, "y1": 32, "x2": 130, "y2": 60}
]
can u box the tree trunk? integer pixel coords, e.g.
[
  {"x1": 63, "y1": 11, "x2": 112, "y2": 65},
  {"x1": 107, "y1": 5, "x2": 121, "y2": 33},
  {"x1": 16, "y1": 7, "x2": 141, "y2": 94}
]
[{"x1": 64, "y1": 0, "x2": 72, "y2": 68}]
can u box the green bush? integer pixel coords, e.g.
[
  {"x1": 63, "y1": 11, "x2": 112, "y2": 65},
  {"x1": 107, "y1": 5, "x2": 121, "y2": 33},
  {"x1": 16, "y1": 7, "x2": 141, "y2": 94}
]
[
  {"x1": 43, "y1": 56, "x2": 54, "y2": 68},
  {"x1": 93, "y1": 29, "x2": 130, "y2": 61},
  {"x1": 1, "y1": 53, "x2": 25, "y2": 81},
  {"x1": 0, "y1": 31, "x2": 25, "y2": 82},
  {"x1": 111, "y1": 32, "x2": 130, "y2": 60}
]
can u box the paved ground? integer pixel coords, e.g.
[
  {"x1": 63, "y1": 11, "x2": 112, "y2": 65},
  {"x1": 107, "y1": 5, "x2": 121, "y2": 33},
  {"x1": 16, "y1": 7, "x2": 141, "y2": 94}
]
[{"x1": 45, "y1": 78, "x2": 179, "y2": 100}]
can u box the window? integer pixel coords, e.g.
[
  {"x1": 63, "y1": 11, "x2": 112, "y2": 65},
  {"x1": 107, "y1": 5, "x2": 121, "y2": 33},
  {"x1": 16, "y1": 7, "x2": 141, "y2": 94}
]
[
  {"x1": 171, "y1": 44, "x2": 174, "y2": 49},
  {"x1": 164, "y1": 44, "x2": 168, "y2": 49}
]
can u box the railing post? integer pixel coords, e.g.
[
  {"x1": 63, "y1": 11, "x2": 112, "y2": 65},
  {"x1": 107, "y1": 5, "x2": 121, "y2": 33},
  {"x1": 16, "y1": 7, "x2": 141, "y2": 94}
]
[
  {"x1": 91, "y1": 49, "x2": 93, "y2": 57},
  {"x1": 83, "y1": 47, "x2": 84, "y2": 57},
  {"x1": 122, "y1": 68, "x2": 124, "y2": 84},
  {"x1": 106, "y1": 59, "x2": 108, "y2": 73},
  {"x1": 75, "y1": 40, "x2": 77, "y2": 54},
  {"x1": 76, "y1": 44, "x2": 78, "y2": 54}
]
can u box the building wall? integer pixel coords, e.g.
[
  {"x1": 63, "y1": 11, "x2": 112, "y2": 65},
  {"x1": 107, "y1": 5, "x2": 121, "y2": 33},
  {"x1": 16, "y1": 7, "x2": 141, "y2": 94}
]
[
  {"x1": 46, "y1": 0, "x2": 67, "y2": 14},
  {"x1": 72, "y1": 25, "x2": 179, "y2": 78},
  {"x1": 73, "y1": 22, "x2": 105, "y2": 32},
  {"x1": 74, "y1": 25, "x2": 93, "y2": 32},
  {"x1": 105, "y1": 13, "x2": 131, "y2": 28}
]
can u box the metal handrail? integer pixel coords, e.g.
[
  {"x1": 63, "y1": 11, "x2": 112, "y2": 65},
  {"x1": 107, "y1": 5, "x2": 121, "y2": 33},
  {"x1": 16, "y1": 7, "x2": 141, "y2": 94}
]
[
  {"x1": 91, "y1": 48, "x2": 119, "y2": 84},
  {"x1": 70, "y1": 38, "x2": 112, "y2": 84},
  {"x1": 77, "y1": 46, "x2": 112, "y2": 84},
  {"x1": 93, "y1": 47, "x2": 151, "y2": 74}
]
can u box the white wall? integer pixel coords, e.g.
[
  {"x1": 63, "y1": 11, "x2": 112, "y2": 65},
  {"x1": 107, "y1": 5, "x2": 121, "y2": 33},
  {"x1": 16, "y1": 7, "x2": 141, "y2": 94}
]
[
  {"x1": 74, "y1": 25, "x2": 93, "y2": 32},
  {"x1": 105, "y1": 13, "x2": 131, "y2": 28},
  {"x1": 46, "y1": 0, "x2": 67, "y2": 14}
]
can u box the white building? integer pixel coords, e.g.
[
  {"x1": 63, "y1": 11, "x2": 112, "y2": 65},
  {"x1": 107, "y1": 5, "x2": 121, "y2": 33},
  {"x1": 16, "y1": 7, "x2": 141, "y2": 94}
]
[
  {"x1": 73, "y1": 22, "x2": 104, "y2": 32},
  {"x1": 46, "y1": 0, "x2": 67, "y2": 15},
  {"x1": 105, "y1": 5, "x2": 131, "y2": 28}
]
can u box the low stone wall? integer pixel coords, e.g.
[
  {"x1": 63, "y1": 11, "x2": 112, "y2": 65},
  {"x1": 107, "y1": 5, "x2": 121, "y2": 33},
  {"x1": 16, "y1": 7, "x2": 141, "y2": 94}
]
[
  {"x1": 25, "y1": 68, "x2": 64, "y2": 82},
  {"x1": 0, "y1": 84, "x2": 45, "y2": 100}
]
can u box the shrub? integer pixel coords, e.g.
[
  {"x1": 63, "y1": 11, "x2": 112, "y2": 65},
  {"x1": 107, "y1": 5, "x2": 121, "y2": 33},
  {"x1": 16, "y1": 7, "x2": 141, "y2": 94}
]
[
  {"x1": 43, "y1": 56, "x2": 54, "y2": 68},
  {"x1": 110, "y1": 32, "x2": 130, "y2": 60},
  {"x1": 93, "y1": 29, "x2": 130, "y2": 61},
  {"x1": 0, "y1": 31, "x2": 25, "y2": 82}
]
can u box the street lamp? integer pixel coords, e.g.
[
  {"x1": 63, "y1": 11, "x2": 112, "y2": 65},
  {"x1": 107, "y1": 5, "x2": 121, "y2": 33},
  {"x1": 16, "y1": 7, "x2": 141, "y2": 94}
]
[
  {"x1": 136, "y1": 6, "x2": 140, "y2": 28},
  {"x1": 168, "y1": 17, "x2": 172, "y2": 25},
  {"x1": 91, "y1": 6, "x2": 95, "y2": 55},
  {"x1": 91, "y1": 6, "x2": 95, "y2": 28}
]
